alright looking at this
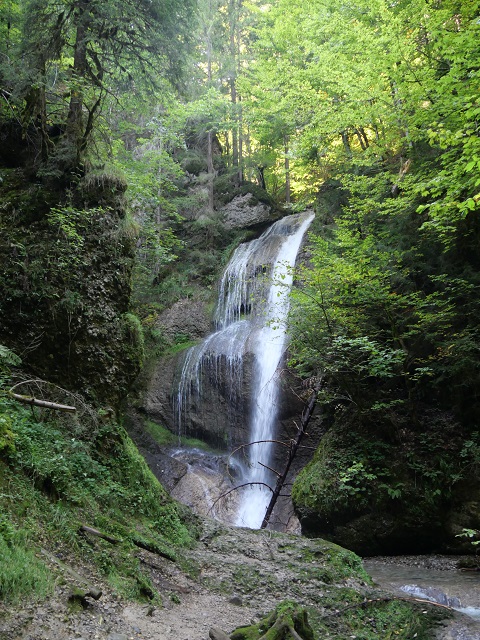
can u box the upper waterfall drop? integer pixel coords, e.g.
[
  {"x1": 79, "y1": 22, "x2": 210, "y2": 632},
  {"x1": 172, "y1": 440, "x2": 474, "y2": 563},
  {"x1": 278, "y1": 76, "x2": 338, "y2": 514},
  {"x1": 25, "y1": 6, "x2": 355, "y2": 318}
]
[{"x1": 173, "y1": 210, "x2": 315, "y2": 528}]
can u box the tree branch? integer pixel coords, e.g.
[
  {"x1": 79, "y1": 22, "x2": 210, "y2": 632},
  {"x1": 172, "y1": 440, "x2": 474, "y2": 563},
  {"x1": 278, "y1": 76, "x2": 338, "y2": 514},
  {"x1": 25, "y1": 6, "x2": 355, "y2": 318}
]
[{"x1": 8, "y1": 392, "x2": 76, "y2": 413}]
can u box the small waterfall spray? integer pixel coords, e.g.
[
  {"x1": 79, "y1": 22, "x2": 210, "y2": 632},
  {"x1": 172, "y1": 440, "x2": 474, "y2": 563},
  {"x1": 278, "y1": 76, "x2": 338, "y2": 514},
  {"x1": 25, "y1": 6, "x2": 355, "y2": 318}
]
[{"x1": 174, "y1": 211, "x2": 314, "y2": 528}]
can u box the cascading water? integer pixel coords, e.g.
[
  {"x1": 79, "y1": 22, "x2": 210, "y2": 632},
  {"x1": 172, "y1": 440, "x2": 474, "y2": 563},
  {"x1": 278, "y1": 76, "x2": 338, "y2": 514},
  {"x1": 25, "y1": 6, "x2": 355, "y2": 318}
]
[
  {"x1": 174, "y1": 211, "x2": 314, "y2": 528},
  {"x1": 235, "y1": 212, "x2": 314, "y2": 527}
]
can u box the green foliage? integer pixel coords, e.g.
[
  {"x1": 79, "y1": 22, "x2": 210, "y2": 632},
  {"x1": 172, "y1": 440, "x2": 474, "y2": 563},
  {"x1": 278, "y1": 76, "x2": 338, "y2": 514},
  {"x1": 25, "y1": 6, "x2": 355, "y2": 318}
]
[
  {"x1": 236, "y1": 0, "x2": 480, "y2": 224},
  {"x1": 0, "y1": 516, "x2": 54, "y2": 603},
  {"x1": 0, "y1": 0, "x2": 197, "y2": 172},
  {"x1": 456, "y1": 528, "x2": 480, "y2": 547},
  {"x1": 288, "y1": 161, "x2": 480, "y2": 425},
  {"x1": 0, "y1": 345, "x2": 20, "y2": 454},
  {"x1": 0, "y1": 345, "x2": 21, "y2": 373}
]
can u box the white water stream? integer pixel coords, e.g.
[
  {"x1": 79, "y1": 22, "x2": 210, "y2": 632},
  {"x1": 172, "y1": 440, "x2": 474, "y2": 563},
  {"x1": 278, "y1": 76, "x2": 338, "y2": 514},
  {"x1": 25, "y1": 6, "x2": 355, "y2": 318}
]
[{"x1": 174, "y1": 211, "x2": 314, "y2": 529}]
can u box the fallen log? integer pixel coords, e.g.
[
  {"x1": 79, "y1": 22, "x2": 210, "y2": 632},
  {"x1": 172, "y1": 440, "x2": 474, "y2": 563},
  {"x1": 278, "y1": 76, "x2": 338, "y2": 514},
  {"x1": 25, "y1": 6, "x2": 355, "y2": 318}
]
[
  {"x1": 9, "y1": 392, "x2": 76, "y2": 413},
  {"x1": 79, "y1": 525, "x2": 121, "y2": 545},
  {"x1": 79, "y1": 524, "x2": 176, "y2": 560}
]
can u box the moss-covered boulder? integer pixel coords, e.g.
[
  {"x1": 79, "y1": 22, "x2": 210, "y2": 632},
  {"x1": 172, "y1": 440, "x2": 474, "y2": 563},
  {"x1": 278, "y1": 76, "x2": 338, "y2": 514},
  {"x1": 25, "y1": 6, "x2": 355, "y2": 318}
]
[{"x1": 292, "y1": 410, "x2": 480, "y2": 555}]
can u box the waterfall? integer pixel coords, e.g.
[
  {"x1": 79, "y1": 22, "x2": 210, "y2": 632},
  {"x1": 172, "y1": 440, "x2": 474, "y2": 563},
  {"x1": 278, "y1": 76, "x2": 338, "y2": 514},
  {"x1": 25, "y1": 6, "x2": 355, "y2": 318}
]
[{"x1": 174, "y1": 211, "x2": 314, "y2": 528}]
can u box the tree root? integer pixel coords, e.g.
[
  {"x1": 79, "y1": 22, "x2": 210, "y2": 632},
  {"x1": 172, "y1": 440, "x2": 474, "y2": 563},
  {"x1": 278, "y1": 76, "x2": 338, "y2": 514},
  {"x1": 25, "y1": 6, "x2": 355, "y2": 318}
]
[{"x1": 227, "y1": 601, "x2": 314, "y2": 640}]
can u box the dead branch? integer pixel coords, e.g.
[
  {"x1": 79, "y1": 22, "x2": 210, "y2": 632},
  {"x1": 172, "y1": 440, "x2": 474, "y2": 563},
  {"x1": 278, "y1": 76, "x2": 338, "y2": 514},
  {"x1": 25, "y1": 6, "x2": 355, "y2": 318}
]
[
  {"x1": 40, "y1": 548, "x2": 102, "y2": 600},
  {"x1": 208, "y1": 481, "x2": 274, "y2": 515},
  {"x1": 258, "y1": 461, "x2": 282, "y2": 477},
  {"x1": 261, "y1": 377, "x2": 325, "y2": 529},
  {"x1": 226, "y1": 440, "x2": 290, "y2": 482},
  {"x1": 9, "y1": 391, "x2": 77, "y2": 412},
  {"x1": 324, "y1": 595, "x2": 454, "y2": 618},
  {"x1": 229, "y1": 439, "x2": 290, "y2": 460}
]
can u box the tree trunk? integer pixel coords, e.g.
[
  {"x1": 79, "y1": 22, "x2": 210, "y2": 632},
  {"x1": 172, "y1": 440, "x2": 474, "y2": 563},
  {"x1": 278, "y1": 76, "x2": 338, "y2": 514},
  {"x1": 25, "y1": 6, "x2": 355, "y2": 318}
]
[
  {"x1": 257, "y1": 165, "x2": 266, "y2": 190},
  {"x1": 207, "y1": 131, "x2": 215, "y2": 212},
  {"x1": 230, "y1": 602, "x2": 314, "y2": 640},
  {"x1": 66, "y1": 0, "x2": 89, "y2": 164},
  {"x1": 285, "y1": 136, "x2": 291, "y2": 204},
  {"x1": 229, "y1": 0, "x2": 239, "y2": 174},
  {"x1": 358, "y1": 126, "x2": 369, "y2": 149},
  {"x1": 238, "y1": 95, "x2": 243, "y2": 183},
  {"x1": 261, "y1": 379, "x2": 324, "y2": 529},
  {"x1": 341, "y1": 129, "x2": 352, "y2": 157},
  {"x1": 206, "y1": 18, "x2": 215, "y2": 212}
]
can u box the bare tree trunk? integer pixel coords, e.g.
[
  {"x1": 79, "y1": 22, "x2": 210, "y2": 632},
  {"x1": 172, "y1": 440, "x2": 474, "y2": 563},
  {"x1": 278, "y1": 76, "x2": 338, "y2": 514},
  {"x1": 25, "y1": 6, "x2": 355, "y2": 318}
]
[
  {"x1": 66, "y1": 1, "x2": 89, "y2": 165},
  {"x1": 207, "y1": 131, "x2": 215, "y2": 212},
  {"x1": 238, "y1": 95, "x2": 243, "y2": 183},
  {"x1": 206, "y1": 22, "x2": 215, "y2": 212},
  {"x1": 261, "y1": 379, "x2": 324, "y2": 529},
  {"x1": 284, "y1": 137, "x2": 291, "y2": 204},
  {"x1": 229, "y1": 0, "x2": 239, "y2": 175},
  {"x1": 230, "y1": 76, "x2": 238, "y2": 171}
]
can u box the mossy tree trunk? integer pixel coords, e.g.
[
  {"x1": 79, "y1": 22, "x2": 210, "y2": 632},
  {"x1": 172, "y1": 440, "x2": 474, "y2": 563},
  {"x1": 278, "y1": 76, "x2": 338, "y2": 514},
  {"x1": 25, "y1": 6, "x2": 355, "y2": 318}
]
[{"x1": 229, "y1": 601, "x2": 314, "y2": 640}]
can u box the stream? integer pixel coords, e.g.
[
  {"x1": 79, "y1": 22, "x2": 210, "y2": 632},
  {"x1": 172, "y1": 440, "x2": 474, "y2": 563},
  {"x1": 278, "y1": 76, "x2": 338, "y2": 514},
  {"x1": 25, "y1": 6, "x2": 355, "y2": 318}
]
[{"x1": 365, "y1": 556, "x2": 480, "y2": 632}]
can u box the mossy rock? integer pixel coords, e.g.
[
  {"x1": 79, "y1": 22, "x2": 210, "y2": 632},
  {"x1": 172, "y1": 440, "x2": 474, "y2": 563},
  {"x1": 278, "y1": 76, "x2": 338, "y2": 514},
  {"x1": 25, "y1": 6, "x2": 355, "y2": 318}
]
[
  {"x1": 213, "y1": 175, "x2": 275, "y2": 209},
  {"x1": 0, "y1": 171, "x2": 142, "y2": 405},
  {"x1": 180, "y1": 151, "x2": 208, "y2": 176},
  {"x1": 292, "y1": 412, "x2": 480, "y2": 554}
]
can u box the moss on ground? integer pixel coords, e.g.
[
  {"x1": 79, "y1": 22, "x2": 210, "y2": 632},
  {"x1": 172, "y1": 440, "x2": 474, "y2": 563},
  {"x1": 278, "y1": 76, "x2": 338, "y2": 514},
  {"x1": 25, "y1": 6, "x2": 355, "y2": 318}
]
[
  {"x1": 0, "y1": 392, "x2": 197, "y2": 604},
  {"x1": 144, "y1": 419, "x2": 216, "y2": 451}
]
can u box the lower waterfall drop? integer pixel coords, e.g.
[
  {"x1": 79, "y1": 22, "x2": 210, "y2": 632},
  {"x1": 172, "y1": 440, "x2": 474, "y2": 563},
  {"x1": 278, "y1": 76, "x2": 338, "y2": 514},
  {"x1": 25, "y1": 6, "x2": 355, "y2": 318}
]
[{"x1": 174, "y1": 211, "x2": 314, "y2": 529}]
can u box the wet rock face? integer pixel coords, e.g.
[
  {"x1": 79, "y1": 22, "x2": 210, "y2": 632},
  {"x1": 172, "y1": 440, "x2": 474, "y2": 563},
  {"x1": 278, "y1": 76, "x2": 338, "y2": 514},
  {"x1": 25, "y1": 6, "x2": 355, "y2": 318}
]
[
  {"x1": 145, "y1": 348, "x2": 255, "y2": 451},
  {"x1": 144, "y1": 341, "x2": 308, "y2": 456},
  {"x1": 156, "y1": 299, "x2": 212, "y2": 342}
]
